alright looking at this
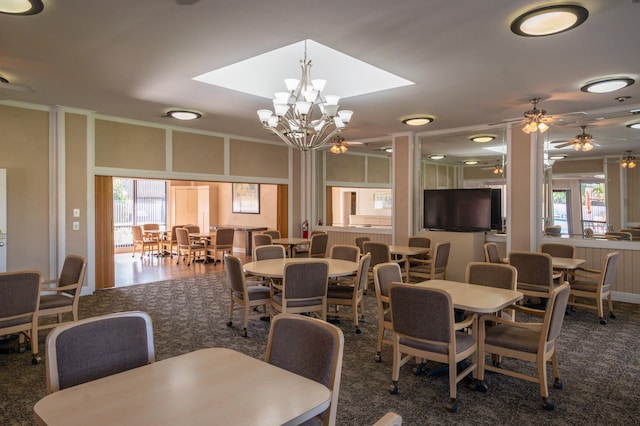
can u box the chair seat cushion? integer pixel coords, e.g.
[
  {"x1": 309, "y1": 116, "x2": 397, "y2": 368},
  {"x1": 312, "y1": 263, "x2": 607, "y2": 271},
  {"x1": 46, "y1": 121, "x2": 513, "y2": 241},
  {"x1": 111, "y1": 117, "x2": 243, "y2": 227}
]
[
  {"x1": 327, "y1": 285, "x2": 354, "y2": 299},
  {"x1": 570, "y1": 280, "x2": 599, "y2": 292},
  {"x1": 399, "y1": 331, "x2": 475, "y2": 355},
  {"x1": 271, "y1": 294, "x2": 322, "y2": 308},
  {"x1": 518, "y1": 282, "x2": 558, "y2": 293},
  {"x1": 485, "y1": 324, "x2": 540, "y2": 353},
  {"x1": 0, "y1": 316, "x2": 32, "y2": 328},
  {"x1": 39, "y1": 294, "x2": 73, "y2": 309},
  {"x1": 233, "y1": 286, "x2": 270, "y2": 301}
]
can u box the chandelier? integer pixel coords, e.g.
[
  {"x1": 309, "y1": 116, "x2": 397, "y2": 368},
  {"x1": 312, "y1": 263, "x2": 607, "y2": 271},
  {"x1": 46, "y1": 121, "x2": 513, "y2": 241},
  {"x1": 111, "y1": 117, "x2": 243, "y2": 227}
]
[
  {"x1": 522, "y1": 97, "x2": 549, "y2": 134},
  {"x1": 257, "y1": 41, "x2": 353, "y2": 151},
  {"x1": 621, "y1": 151, "x2": 637, "y2": 168}
]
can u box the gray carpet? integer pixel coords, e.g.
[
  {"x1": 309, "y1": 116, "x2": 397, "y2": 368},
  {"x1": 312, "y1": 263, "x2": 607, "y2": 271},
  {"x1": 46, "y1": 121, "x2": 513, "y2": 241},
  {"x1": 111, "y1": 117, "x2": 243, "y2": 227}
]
[{"x1": 1, "y1": 272, "x2": 639, "y2": 425}]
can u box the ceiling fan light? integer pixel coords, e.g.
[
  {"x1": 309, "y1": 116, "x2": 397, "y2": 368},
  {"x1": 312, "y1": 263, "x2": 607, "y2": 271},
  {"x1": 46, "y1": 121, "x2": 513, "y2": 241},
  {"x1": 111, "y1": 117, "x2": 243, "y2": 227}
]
[
  {"x1": 538, "y1": 122, "x2": 549, "y2": 133},
  {"x1": 573, "y1": 143, "x2": 581, "y2": 151},
  {"x1": 626, "y1": 122, "x2": 640, "y2": 130},
  {"x1": 629, "y1": 161, "x2": 637, "y2": 169},
  {"x1": 0, "y1": 0, "x2": 43, "y2": 15},
  {"x1": 581, "y1": 77, "x2": 635, "y2": 93},
  {"x1": 511, "y1": 5, "x2": 588, "y2": 37},
  {"x1": 582, "y1": 142, "x2": 594, "y2": 152},
  {"x1": 402, "y1": 116, "x2": 434, "y2": 126},
  {"x1": 428, "y1": 154, "x2": 446, "y2": 160},
  {"x1": 167, "y1": 110, "x2": 202, "y2": 120}
]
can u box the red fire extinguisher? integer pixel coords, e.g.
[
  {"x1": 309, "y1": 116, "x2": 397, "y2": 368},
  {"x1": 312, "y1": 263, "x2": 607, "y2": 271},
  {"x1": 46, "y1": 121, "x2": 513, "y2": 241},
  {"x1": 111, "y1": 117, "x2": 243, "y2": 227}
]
[{"x1": 302, "y1": 220, "x2": 309, "y2": 238}]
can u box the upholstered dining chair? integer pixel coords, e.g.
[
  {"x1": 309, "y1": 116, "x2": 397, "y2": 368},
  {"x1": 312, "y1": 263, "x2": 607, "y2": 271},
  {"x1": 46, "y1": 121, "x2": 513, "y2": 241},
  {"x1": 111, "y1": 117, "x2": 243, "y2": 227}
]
[
  {"x1": 544, "y1": 226, "x2": 562, "y2": 237},
  {"x1": 363, "y1": 241, "x2": 396, "y2": 290},
  {"x1": 354, "y1": 236, "x2": 370, "y2": 254},
  {"x1": 408, "y1": 241, "x2": 450, "y2": 282},
  {"x1": 569, "y1": 251, "x2": 619, "y2": 324},
  {"x1": 45, "y1": 311, "x2": 155, "y2": 393},
  {"x1": 329, "y1": 244, "x2": 360, "y2": 263},
  {"x1": 262, "y1": 229, "x2": 281, "y2": 239},
  {"x1": 540, "y1": 243, "x2": 575, "y2": 259},
  {"x1": 508, "y1": 251, "x2": 558, "y2": 307},
  {"x1": 476, "y1": 283, "x2": 571, "y2": 411},
  {"x1": 483, "y1": 242, "x2": 506, "y2": 264},
  {"x1": 224, "y1": 255, "x2": 270, "y2": 337},
  {"x1": 131, "y1": 225, "x2": 157, "y2": 258},
  {"x1": 162, "y1": 224, "x2": 185, "y2": 257},
  {"x1": 265, "y1": 314, "x2": 344, "y2": 426},
  {"x1": 270, "y1": 261, "x2": 329, "y2": 320},
  {"x1": 251, "y1": 244, "x2": 287, "y2": 286},
  {"x1": 619, "y1": 228, "x2": 640, "y2": 240},
  {"x1": 465, "y1": 261, "x2": 517, "y2": 322},
  {"x1": 141, "y1": 223, "x2": 161, "y2": 245},
  {"x1": 605, "y1": 231, "x2": 633, "y2": 241},
  {"x1": 327, "y1": 253, "x2": 371, "y2": 334},
  {"x1": 0, "y1": 270, "x2": 41, "y2": 364},
  {"x1": 205, "y1": 227, "x2": 235, "y2": 265},
  {"x1": 252, "y1": 233, "x2": 272, "y2": 249},
  {"x1": 372, "y1": 412, "x2": 403, "y2": 426},
  {"x1": 293, "y1": 232, "x2": 328, "y2": 258},
  {"x1": 38, "y1": 254, "x2": 87, "y2": 331},
  {"x1": 407, "y1": 236, "x2": 431, "y2": 266},
  {"x1": 175, "y1": 227, "x2": 205, "y2": 266},
  {"x1": 372, "y1": 262, "x2": 403, "y2": 363},
  {"x1": 389, "y1": 283, "x2": 477, "y2": 413}
]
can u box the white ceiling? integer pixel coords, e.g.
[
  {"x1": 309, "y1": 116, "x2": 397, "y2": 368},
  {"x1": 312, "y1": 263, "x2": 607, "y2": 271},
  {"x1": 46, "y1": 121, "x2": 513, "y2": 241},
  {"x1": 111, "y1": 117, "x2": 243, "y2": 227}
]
[{"x1": 1, "y1": 0, "x2": 639, "y2": 163}]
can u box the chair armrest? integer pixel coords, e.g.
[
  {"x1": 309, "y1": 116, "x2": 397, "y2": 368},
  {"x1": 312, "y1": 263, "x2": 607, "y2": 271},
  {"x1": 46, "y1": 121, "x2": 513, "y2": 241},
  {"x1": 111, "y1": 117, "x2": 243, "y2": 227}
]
[
  {"x1": 40, "y1": 278, "x2": 59, "y2": 288},
  {"x1": 41, "y1": 283, "x2": 79, "y2": 293},
  {"x1": 455, "y1": 313, "x2": 476, "y2": 330},
  {"x1": 511, "y1": 304, "x2": 546, "y2": 317},
  {"x1": 479, "y1": 313, "x2": 542, "y2": 331},
  {"x1": 572, "y1": 269, "x2": 600, "y2": 279}
]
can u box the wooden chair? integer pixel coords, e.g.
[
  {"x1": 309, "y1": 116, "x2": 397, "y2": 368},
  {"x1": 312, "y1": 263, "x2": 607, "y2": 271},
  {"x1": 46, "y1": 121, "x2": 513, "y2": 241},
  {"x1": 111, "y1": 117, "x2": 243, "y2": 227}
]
[
  {"x1": 354, "y1": 236, "x2": 370, "y2": 254},
  {"x1": 262, "y1": 229, "x2": 281, "y2": 239},
  {"x1": 465, "y1": 261, "x2": 517, "y2": 321},
  {"x1": 540, "y1": 243, "x2": 575, "y2": 281},
  {"x1": 45, "y1": 311, "x2": 155, "y2": 393},
  {"x1": 0, "y1": 271, "x2": 41, "y2": 364},
  {"x1": 483, "y1": 242, "x2": 506, "y2": 264},
  {"x1": 569, "y1": 252, "x2": 618, "y2": 324},
  {"x1": 477, "y1": 283, "x2": 571, "y2": 411},
  {"x1": 372, "y1": 262, "x2": 402, "y2": 363},
  {"x1": 252, "y1": 233, "x2": 272, "y2": 249},
  {"x1": 265, "y1": 314, "x2": 344, "y2": 426},
  {"x1": 408, "y1": 241, "x2": 450, "y2": 282},
  {"x1": 363, "y1": 241, "x2": 398, "y2": 289},
  {"x1": 373, "y1": 412, "x2": 403, "y2": 426},
  {"x1": 509, "y1": 251, "x2": 559, "y2": 307},
  {"x1": 327, "y1": 253, "x2": 371, "y2": 334},
  {"x1": 38, "y1": 254, "x2": 87, "y2": 331},
  {"x1": 224, "y1": 255, "x2": 270, "y2": 337},
  {"x1": 141, "y1": 223, "x2": 161, "y2": 246},
  {"x1": 251, "y1": 244, "x2": 286, "y2": 286},
  {"x1": 293, "y1": 232, "x2": 328, "y2": 258},
  {"x1": 407, "y1": 236, "x2": 431, "y2": 266},
  {"x1": 604, "y1": 231, "x2": 632, "y2": 241},
  {"x1": 328, "y1": 244, "x2": 360, "y2": 285},
  {"x1": 544, "y1": 226, "x2": 562, "y2": 237},
  {"x1": 389, "y1": 283, "x2": 477, "y2": 413},
  {"x1": 270, "y1": 261, "x2": 329, "y2": 320},
  {"x1": 161, "y1": 225, "x2": 185, "y2": 257},
  {"x1": 205, "y1": 227, "x2": 235, "y2": 265},
  {"x1": 131, "y1": 225, "x2": 157, "y2": 258},
  {"x1": 618, "y1": 228, "x2": 640, "y2": 240},
  {"x1": 175, "y1": 228, "x2": 205, "y2": 266}
]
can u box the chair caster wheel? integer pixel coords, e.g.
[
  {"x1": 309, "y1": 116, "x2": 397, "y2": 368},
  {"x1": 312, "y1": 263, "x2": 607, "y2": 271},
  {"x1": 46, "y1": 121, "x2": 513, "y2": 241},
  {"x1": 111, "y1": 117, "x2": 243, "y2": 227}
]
[
  {"x1": 599, "y1": 318, "x2": 607, "y2": 325},
  {"x1": 470, "y1": 381, "x2": 488, "y2": 392},
  {"x1": 610, "y1": 312, "x2": 616, "y2": 319},
  {"x1": 226, "y1": 321, "x2": 232, "y2": 327},
  {"x1": 542, "y1": 400, "x2": 555, "y2": 411},
  {"x1": 389, "y1": 385, "x2": 398, "y2": 395},
  {"x1": 355, "y1": 327, "x2": 361, "y2": 334},
  {"x1": 413, "y1": 366, "x2": 425, "y2": 376},
  {"x1": 446, "y1": 399, "x2": 457, "y2": 413},
  {"x1": 242, "y1": 329, "x2": 247, "y2": 338},
  {"x1": 374, "y1": 354, "x2": 382, "y2": 363},
  {"x1": 553, "y1": 379, "x2": 563, "y2": 390},
  {"x1": 32, "y1": 357, "x2": 39, "y2": 365}
]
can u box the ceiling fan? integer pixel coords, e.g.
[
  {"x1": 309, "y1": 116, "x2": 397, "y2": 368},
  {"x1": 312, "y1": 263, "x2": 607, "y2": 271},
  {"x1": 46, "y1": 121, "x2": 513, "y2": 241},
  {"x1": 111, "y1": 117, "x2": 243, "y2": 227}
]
[
  {"x1": 481, "y1": 160, "x2": 506, "y2": 175},
  {"x1": 328, "y1": 135, "x2": 363, "y2": 154},
  {"x1": 550, "y1": 125, "x2": 604, "y2": 152},
  {"x1": 0, "y1": 76, "x2": 36, "y2": 92}
]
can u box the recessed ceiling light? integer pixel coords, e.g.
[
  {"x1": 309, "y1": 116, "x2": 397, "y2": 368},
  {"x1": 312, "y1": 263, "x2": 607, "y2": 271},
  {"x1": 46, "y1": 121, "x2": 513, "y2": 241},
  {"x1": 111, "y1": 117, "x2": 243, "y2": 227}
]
[
  {"x1": 511, "y1": 4, "x2": 588, "y2": 37},
  {"x1": 401, "y1": 116, "x2": 434, "y2": 126},
  {"x1": 549, "y1": 154, "x2": 567, "y2": 160},
  {"x1": 0, "y1": 0, "x2": 43, "y2": 15},
  {"x1": 581, "y1": 77, "x2": 635, "y2": 93},
  {"x1": 167, "y1": 110, "x2": 202, "y2": 120},
  {"x1": 627, "y1": 122, "x2": 640, "y2": 130},
  {"x1": 470, "y1": 135, "x2": 496, "y2": 143},
  {"x1": 428, "y1": 154, "x2": 446, "y2": 160},
  {"x1": 463, "y1": 160, "x2": 479, "y2": 165}
]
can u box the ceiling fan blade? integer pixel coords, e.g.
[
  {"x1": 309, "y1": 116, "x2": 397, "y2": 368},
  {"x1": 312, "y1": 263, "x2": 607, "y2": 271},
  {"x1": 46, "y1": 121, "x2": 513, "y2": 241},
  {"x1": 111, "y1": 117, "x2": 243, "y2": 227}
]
[
  {"x1": 550, "y1": 139, "x2": 571, "y2": 144},
  {"x1": 554, "y1": 142, "x2": 575, "y2": 149},
  {"x1": 0, "y1": 79, "x2": 36, "y2": 92}
]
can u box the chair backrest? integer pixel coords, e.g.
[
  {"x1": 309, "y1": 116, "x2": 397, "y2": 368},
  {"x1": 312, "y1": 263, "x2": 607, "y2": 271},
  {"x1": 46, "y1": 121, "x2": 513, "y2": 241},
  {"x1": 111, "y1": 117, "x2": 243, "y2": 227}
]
[
  {"x1": 45, "y1": 311, "x2": 155, "y2": 393},
  {"x1": 601, "y1": 252, "x2": 620, "y2": 290},
  {"x1": 184, "y1": 224, "x2": 200, "y2": 234},
  {"x1": 390, "y1": 283, "x2": 453, "y2": 343},
  {"x1": 408, "y1": 236, "x2": 431, "y2": 250},
  {"x1": 508, "y1": 251, "x2": 553, "y2": 286},
  {"x1": 584, "y1": 228, "x2": 594, "y2": 238},
  {"x1": 484, "y1": 242, "x2": 502, "y2": 263},
  {"x1": 142, "y1": 223, "x2": 159, "y2": 231},
  {"x1": 541, "y1": 283, "x2": 571, "y2": 347},
  {"x1": 215, "y1": 228, "x2": 235, "y2": 246},
  {"x1": 175, "y1": 227, "x2": 190, "y2": 246},
  {"x1": 253, "y1": 233, "x2": 272, "y2": 248},
  {"x1": 363, "y1": 242, "x2": 391, "y2": 267},
  {"x1": 224, "y1": 255, "x2": 246, "y2": 295},
  {"x1": 329, "y1": 244, "x2": 360, "y2": 262},
  {"x1": 265, "y1": 314, "x2": 344, "y2": 426},
  {"x1": 373, "y1": 262, "x2": 403, "y2": 298},
  {"x1": 131, "y1": 225, "x2": 144, "y2": 241},
  {"x1": 254, "y1": 244, "x2": 286, "y2": 260},
  {"x1": 262, "y1": 230, "x2": 281, "y2": 239},
  {"x1": 540, "y1": 243, "x2": 575, "y2": 259},
  {"x1": 283, "y1": 261, "x2": 329, "y2": 299},
  {"x1": 355, "y1": 253, "x2": 372, "y2": 293},
  {"x1": 432, "y1": 242, "x2": 451, "y2": 270},
  {"x1": 354, "y1": 236, "x2": 370, "y2": 253},
  {"x1": 619, "y1": 228, "x2": 640, "y2": 240},
  {"x1": 545, "y1": 226, "x2": 562, "y2": 237},
  {"x1": 169, "y1": 225, "x2": 184, "y2": 242},
  {"x1": 465, "y1": 262, "x2": 517, "y2": 290},
  {"x1": 309, "y1": 233, "x2": 329, "y2": 257},
  {"x1": 0, "y1": 271, "x2": 41, "y2": 328},
  {"x1": 605, "y1": 231, "x2": 632, "y2": 241},
  {"x1": 310, "y1": 230, "x2": 327, "y2": 237},
  {"x1": 58, "y1": 255, "x2": 88, "y2": 296}
]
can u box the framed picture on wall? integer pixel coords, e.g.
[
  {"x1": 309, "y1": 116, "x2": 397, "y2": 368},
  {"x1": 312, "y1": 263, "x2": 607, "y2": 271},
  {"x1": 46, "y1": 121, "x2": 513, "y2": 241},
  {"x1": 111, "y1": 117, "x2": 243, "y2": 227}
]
[
  {"x1": 232, "y1": 183, "x2": 260, "y2": 214},
  {"x1": 373, "y1": 191, "x2": 392, "y2": 209}
]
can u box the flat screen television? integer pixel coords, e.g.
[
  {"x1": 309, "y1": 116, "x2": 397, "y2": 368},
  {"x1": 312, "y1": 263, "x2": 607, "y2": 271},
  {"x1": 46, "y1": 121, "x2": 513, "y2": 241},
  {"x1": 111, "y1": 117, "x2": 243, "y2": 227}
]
[
  {"x1": 423, "y1": 188, "x2": 492, "y2": 232},
  {"x1": 490, "y1": 188, "x2": 503, "y2": 231}
]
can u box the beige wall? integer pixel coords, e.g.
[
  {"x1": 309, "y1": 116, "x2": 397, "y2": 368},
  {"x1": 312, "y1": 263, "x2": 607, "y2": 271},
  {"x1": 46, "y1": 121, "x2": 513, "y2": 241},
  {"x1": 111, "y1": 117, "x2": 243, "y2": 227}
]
[
  {"x1": 95, "y1": 120, "x2": 166, "y2": 170},
  {"x1": 65, "y1": 113, "x2": 89, "y2": 259},
  {"x1": 509, "y1": 129, "x2": 534, "y2": 251}
]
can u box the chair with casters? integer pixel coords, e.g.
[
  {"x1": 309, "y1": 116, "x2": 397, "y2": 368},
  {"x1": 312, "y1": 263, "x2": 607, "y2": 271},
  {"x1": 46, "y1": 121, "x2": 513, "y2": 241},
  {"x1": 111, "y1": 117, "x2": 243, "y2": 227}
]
[
  {"x1": 162, "y1": 225, "x2": 185, "y2": 257},
  {"x1": 183, "y1": 224, "x2": 200, "y2": 234},
  {"x1": 354, "y1": 236, "x2": 370, "y2": 254},
  {"x1": 205, "y1": 227, "x2": 235, "y2": 265},
  {"x1": 327, "y1": 253, "x2": 371, "y2": 334},
  {"x1": 293, "y1": 232, "x2": 328, "y2": 258},
  {"x1": 262, "y1": 229, "x2": 281, "y2": 239},
  {"x1": 476, "y1": 283, "x2": 571, "y2": 411},
  {"x1": 290, "y1": 230, "x2": 326, "y2": 257},
  {"x1": 408, "y1": 241, "x2": 450, "y2": 283},
  {"x1": 270, "y1": 261, "x2": 329, "y2": 321},
  {"x1": 363, "y1": 241, "x2": 400, "y2": 290},
  {"x1": 508, "y1": 251, "x2": 559, "y2": 308},
  {"x1": 540, "y1": 243, "x2": 576, "y2": 281},
  {"x1": 388, "y1": 283, "x2": 478, "y2": 413},
  {"x1": 175, "y1": 228, "x2": 205, "y2": 266},
  {"x1": 373, "y1": 412, "x2": 403, "y2": 426},
  {"x1": 141, "y1": 223, "x2": 161, "y2": 245},
  {"x1": 372, "y1": 262, "x2": 403, "y2": 363},
  {"x1": 465, "y1": 261, "x2": 517, "y2": 320},
  {"x1": 483, "y1": 242, "x2": 506, "y2": 264},
  {"x1": 252, "y1": 233, "x2": 272, "y2": 249},
  {"x1": 131, "y1": 225, "x2": 158, "y2": 258},
  {"x1": 407, "y1": 236, "x2": 431, "y2": 266},
  {"x1": 251, "y1": 244, "x2": 286, "y2": 286},
  {"x1": 569, "y1": 251, "x2": 618, "y2": 324},
  {"x1": 44, "y1": 311, "x2": 155, "y2": 394},
  {"x1": 0, "y1": 271, "x2": 41, "y2": 364},
  {"x1": 265, "y1": 314, "x2": 344, "y2": 426},
  {"x1": 38, "y1": 254, "x2": 87, "y2": 331},
  {"x1": 328, "y1": 244, "x2": 360, "y2": 285},
  {"x1": 224, "y1": 255, "x2": 270, "y2": 337}
]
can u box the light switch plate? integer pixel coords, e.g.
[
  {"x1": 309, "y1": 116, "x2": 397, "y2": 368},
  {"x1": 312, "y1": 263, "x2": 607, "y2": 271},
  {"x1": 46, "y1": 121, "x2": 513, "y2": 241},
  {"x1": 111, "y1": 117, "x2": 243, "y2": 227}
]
[
  {"x1": 73, "y1": 208, "x2": 80, "y2": 217},
  {"x1": 72, "y1": 221, "x2": 80, "y2": 230}
]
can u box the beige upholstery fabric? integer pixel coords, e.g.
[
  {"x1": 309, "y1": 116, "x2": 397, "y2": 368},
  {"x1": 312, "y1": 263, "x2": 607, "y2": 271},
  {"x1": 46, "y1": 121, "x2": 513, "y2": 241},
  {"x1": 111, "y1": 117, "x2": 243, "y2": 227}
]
[
  {"x1": 483, "y1": 242, "x2": 505, "y2": 264},
  {"x1": 327, "y1": 253, "x2": 371, "y2": 333},
  {"x1": 224, "y1": 255, "x2": 270, "y2": 337},
  {"x1": 568, "y1": 252, "x2": 618, "y2": 324},
  {"x1": 0, "y1": 271, "x2": 41, "y2": 363},
  {"x1": 508, "y1": 251, "x2": 557, "y2": 302},
  {"x1": 175, "y1": 228, "x2": 205, "y2": 266},
  {"x1": 270, "y1": 261, "x2": 329, "y2": 320},
  {"x1": 408, "y1": 242, "x2": 450, "y2": 282},
  {"x1": 206, "y1": 228, "x2": 235, "y2": 265},
  {"x1": 372, "y1": 262, "x2": 402, "y2": 362},
  {"x1": 252, "y1": 233, "x2": 272, "y2": 248},
  {"x1": 38, "y1": 255, "x2": 87, "y2": 331},
  {"x1": 131, "y1": 225, "x2": 158, "y2": 257}
]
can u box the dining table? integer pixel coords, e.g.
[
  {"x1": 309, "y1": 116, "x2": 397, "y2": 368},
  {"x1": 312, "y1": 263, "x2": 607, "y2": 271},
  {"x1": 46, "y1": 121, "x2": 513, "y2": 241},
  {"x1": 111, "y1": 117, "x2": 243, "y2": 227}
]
[
  {"x1": 33, "y1": 348, "x2": 331, "y2": 426},
  {"x1": 271, "y1": 237, "x2": 310, "y2": 257},
  {"x1": 388, "y1": 245, "x2": 430, "y2": 282},
  {"x1": 243, "y1": 258, "x2": 358, "y2": 279}
]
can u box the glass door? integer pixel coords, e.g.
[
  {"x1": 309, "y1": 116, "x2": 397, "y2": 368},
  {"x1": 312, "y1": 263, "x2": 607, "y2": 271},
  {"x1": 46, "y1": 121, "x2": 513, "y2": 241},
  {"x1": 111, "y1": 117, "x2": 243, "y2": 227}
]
[
  {"x1": 552, "y1": 189, "x2": 571, "y2": 235},
  {"x1": 581, "y1": 182, "x2": 607, "y2": 235}
]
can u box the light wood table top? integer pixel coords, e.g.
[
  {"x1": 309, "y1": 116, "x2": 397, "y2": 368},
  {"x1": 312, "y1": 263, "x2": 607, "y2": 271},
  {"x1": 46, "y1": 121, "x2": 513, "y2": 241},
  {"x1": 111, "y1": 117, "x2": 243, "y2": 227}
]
[
  {"x1": 388, "y1": 245, "x2": 430, "y2": 257},
  {"x1": 244, "y1": 258, "x2": 358, "y2": 279},
  {"x1": 414, "y1": 279, "x2": 523, "y2": 314},
  {"x1": 34, "y1": 348, "x2": 331, "y2": 426},
  {"x1": 272, "y1": 237, "x2": 311, "y2": 246},
  {"x1": 551, "y1": 257, "x2": 586, "y2": 270}
]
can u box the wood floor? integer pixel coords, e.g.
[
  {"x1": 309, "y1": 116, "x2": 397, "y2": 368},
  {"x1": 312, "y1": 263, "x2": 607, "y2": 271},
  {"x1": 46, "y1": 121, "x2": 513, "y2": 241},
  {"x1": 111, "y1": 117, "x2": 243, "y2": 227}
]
[{"x1": 114, "y1": 250, "x2": 252, "y2": 288}]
